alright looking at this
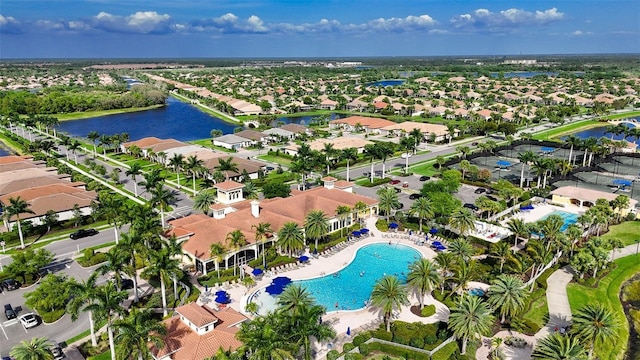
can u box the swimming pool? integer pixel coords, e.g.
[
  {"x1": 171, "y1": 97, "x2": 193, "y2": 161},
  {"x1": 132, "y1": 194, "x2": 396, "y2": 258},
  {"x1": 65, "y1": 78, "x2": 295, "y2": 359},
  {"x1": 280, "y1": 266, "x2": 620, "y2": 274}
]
[
  {"x1": 250, "y1": 243, "x2": 421, "y2": 315},
  {"x1": 541, "y1": 210, "x2": 579, "y2": 231}
]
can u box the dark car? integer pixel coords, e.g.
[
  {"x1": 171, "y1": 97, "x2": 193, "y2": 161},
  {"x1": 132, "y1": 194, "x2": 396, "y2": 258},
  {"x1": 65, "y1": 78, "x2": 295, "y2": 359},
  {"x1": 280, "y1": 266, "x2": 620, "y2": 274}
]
[
  {"x1": 389, "y1": 179, "x2": 401, "y2": 185},
  {"x1": 419, "y1": 175, "x2": 430, "y2": 181},
  {"x1": 69, "y1": 228, "x2": 99, "y2": 240},
  {"x1": 110, "y1": 277, "x2": 134, "y2": 290},
  {"x1": 394, "y1": 187, "x2": 401, "y2": 193},
  {"x1": 1, "y1": 279, "x2": 20, "y2": 291},
  {"x1": 409, "y1": 193, "x2": 423, "y2": 200},
  {"x1": 486, "y1": 195, "x2": 499, "y2": 202},
  {"x1": 471, "y1": 142, "x2": 479, "y2": 146},
  {"x1": 463, "y1": 203, "x2": 479, "y2": 211},
  {"x1": 474, "y1": 188, "x2": 486, "y2": 194},
  {"x1": 4, "y1": 304, "x2": 17, "y2": 320},
  {"x1": 51, "y1": 343, "x2": 65, "y2": 360}
]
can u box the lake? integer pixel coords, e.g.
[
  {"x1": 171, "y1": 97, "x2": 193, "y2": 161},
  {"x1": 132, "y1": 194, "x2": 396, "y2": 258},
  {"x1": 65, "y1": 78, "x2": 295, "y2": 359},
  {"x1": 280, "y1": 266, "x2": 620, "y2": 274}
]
[
  {"x1": 367, "y1": 79, "x2": 406, "y2": 87},
  {"x1": 568, "y1": 118, "x2": 640, "y2": 143},
  {"x1": 491, "y1": 71, "x2": 559, "y2": 78},
  {"x1": 55, "y1": 96, "x2": 237, "y2": 141},
  {"x1": 275, "y1": 113, "x2": 346, "y2": 126}
]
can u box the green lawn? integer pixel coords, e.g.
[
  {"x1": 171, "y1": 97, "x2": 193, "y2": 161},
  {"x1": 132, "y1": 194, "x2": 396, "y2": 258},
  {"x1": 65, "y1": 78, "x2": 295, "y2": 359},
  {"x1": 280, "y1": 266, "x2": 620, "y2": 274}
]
[
  {"x1": 567, "y1": 254, "x2": 640, "y2": 360},
  {"x1": 257, "y1": 154, "x2": 292, "y2": 167},
  {"x1": 601, "y1": 221, "x2": 640, "y2": 246},
  {"x1": 520, "y1": 291, "x2": 549, "y2": 333},
  {"x1": 56, "y1": 105, "x2": 164, "y2": 121},
  {"x1": 532, "y1": 119, "x2": 602, "y2": 141}
]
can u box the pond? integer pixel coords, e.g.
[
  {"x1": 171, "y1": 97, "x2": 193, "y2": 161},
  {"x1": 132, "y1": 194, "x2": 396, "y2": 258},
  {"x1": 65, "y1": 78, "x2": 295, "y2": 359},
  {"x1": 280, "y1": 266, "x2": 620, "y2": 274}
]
[
  {"x1": 55, "y1": 96, "x2": 237, "y2": 141},
  {"x1": 567, "y1": 119, "x2": 640, "y2": 144},
  {"x1": 367, "y1": 79, "x2": 406, "y2": 87},
  {"x1": 274, "y1": 113, "x2": 346, "y2": 126}
]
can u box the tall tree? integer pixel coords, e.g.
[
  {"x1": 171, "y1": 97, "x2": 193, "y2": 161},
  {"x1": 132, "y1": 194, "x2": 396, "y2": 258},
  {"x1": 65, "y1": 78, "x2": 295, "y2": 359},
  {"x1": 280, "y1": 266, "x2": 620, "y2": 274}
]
[
  {"x1": 532, "y1": 334, "x2": 586, "y2": 360},
  {"x1": 335, "y1": 205, "x2": 351, "y2": 237},
  {"x1": 407, "y1": 258, "x2": 441, "y2": 309},
  {"x1": 142, "y1": 247, "x2": 181, "y2": 317},
  {"x1": 150, "y1": 184, "x2": 176, "y2": 229},
  {"x1": 277, "y1": 222, "x2": 305, "y2": 256},
  {"x1": 517, "y1": 151, "x2": 537, "y2": 188},
  {"x1": 125, "y1": 162, "x2": 144, "y2": 197},
  {"x1": 184, "y1": 155, "x2": 204, "y2": 194},
  {"x1": 571, "y1": 304, "x2": 619, "y2": 359},
  {"x1": 68, "y1": 140, "x2": 82, "y2": 164},
  {"x1": 5, "y1": 196, "x2": 35, "y2": 249},
  {"x1": 113, "y1": 308, "x2": 167, "y2": 360},
  {"x1": 304, "y1": 210, "x2": 330, "y2": 250},
  {"x1": 87, "y1": 130, "x2": 100, "y2": 157},
  {"x1": 447, "y1": 295, "x2": 495, "y2": 355},
  {"x1": 408, "y1": 197, "x2": 433, "y2": 232},
  {"x1": 487, "y1": 274, "x2": 528, "y2": 323},
  {"x1": 97, "y1": 194, "x2": 125, "y2": 244},
  {"x1": 370, "y1": 275, "x2": 409, "y2": 332},
  {"x1": 216, "y1": 157, "x2": 239, "y2": 180},
  {"x1": 169, "y1": 153, "x2": 185, "y2": 189},
  {"x1": 252, "y1": 222, "x2": 274, "y2": 269},
  {"x1": 340, "y1": 147, "x2": 359, "y2": 182},
  {"x1": 449, "y1": 208, "x2": 476, "y2": 236},
  {"x1": 193, "y1": 190, "x2": 216, "y2": 215},
  {"x1": 9, "y1": 337, "x2": 53, "y2": 360},
  {"x1": 377, "y1": 186, "x2": 400, "y2": 221},
  {"x1": 209, "y1": 243, "x2": 227, "y2": 278},
  {"x1": 277, "y1": 284, "x2": 315, "y2": 315},
  {"x1": 85, "y1": 282, "x2": 128, "y2": 360},
  {"x1": 67, "y1": 273, "x2": 100, "y2": 346},
  {"x1": 225, "y1": 229, "x2": 248, "y2": 277}
]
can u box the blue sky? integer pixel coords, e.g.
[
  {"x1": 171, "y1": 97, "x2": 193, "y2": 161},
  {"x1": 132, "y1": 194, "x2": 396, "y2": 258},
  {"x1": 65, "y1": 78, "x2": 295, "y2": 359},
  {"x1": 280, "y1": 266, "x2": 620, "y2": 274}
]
[{"x1": 1, "y1": 0, "x2": 638, "y2": 59}]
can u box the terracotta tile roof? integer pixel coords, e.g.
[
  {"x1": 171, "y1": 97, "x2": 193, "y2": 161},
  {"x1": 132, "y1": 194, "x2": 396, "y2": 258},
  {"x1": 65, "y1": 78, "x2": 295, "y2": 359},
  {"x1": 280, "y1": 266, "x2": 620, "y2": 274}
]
[
  {"x1": 214, "y1": 180, "x2": 244, "y2": 191},
  {"x1": 1, "y1": 183, "x2": 97, "y2": 221},
  {"x1": 0, "y1": 155, "x2": 33, "y2": 165},
  {"x1": 122, "y1": 137, "x2": 165, "y2": 149},
  {"x1": 334, "y1": 180, "x2": 354, "y2": 189},
  {"x1": 551, "y1": 186, "x2": 638, "y2": 206},
  {"x1": 381, "y1": 121, "x2": 448, "y2": 136},
  {"x1": 321, "y1": 176, "x2": 338, "y2": 182},
  {"x1": 176, "y1": 303, "x2": 219, "y2": 328},
  {"x1": 170, "y1": 187, "x2": 378, "y2": 261},
  {"x1": 151, "y1": 306, "x2": 246, "y2": 360},
  {"x1": 330, "y1": 116, "x2": 396, "y2": 129},
  {"x1": 280, "y1": 123, "x2": 308, "y2": 133},
  {"x1": 234, "y1": 130, "x2": 266, "y2": 141}
]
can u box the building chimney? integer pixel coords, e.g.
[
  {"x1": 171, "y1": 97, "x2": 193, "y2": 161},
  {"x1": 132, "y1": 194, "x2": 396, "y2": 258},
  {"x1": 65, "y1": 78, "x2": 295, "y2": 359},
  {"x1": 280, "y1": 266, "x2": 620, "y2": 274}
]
[{"x1": 251, "y1": 200, "x2": 260, "y2": 218}]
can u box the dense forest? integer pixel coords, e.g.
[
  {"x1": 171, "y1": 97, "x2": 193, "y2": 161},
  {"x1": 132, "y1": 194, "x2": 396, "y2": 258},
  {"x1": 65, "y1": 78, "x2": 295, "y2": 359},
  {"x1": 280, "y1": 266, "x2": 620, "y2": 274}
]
[{"x1": 0, "y1": 84, "x2": 167, "y2": 115}]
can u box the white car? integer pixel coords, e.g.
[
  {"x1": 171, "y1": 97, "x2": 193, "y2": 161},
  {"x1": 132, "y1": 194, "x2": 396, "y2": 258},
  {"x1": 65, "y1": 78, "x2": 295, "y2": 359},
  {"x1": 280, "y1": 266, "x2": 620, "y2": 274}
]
[{"x1": 19, "y1": 313, "x2": 39, "y2": 328}]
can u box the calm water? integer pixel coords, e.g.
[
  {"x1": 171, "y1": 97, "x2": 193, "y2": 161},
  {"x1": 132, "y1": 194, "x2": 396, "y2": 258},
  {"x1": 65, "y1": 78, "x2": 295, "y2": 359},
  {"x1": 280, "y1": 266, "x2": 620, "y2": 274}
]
[
  {"x1": 55, "y1": 96, "x2": 237, "y2": 141},
  {"x1": 491, "y1": 71, "x2": 559, "y2": 78},
  {"x1": 250, "y1": 243, "x2": 421, "y2": 314},
  {"x1": 275, "y1": 113, "x2": 346, "y2": 126},
  {"x1": 367, "y1": 79, "x2": 406, "y2": 87},
  {"x1": 541, "y1": 210, "x2": 579, "y2": 232},
  {"x1": 569, "y1": 119, "x2": 640, "y2": 144}
]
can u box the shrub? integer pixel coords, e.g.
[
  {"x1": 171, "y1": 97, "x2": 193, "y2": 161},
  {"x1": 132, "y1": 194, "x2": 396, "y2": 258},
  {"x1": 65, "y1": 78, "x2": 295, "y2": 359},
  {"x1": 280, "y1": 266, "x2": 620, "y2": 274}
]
[
  {"x1": 352, "y1": 333, "x2": 371, "y2": 347},
  {"x1": 372, "y1": 329, "x2": 393, "y2": 341},
  {"x1": 40, "y1": 309, "x2": 65, "y2": 323},
  {"x1": 358, "y1": 177, "x2": 392, "y2": 187},
  {"x1": 343, "y1": 343, "x2": 355, "y2": 353},
  {"x1": 391, "y1": 321, "x2": 439, "y2": 347},
  {"x1": 84, "y1": 248, "x2": 94, "y2": 259},
  {"x1": 421, "y1": 304, "x2": 436, "y2": 317},
  {"x1": 326, "y1": 350, "x2": 340, "y2": 360},
  {"x1": 344, "y1": 354, "x2": 363, "y2": 360},
  {"x1": 358, "y1": 342, "x2": 371, "y2": 356}
]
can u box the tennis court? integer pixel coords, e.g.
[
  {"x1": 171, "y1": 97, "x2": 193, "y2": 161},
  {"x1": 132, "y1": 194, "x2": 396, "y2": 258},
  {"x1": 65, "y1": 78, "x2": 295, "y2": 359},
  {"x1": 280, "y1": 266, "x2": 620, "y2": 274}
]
[{"x1": 467, "y1": 155, "x2": 526, "y2": 182}]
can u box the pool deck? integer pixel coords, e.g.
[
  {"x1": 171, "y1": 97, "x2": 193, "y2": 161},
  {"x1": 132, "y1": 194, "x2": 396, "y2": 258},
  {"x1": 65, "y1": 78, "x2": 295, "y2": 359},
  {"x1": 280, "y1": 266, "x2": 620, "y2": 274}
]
[
  {"x1": 500, "y1": 203, "x2": 584, "y2": 227},
  {"x1": 203, "y1": 216, "x2": 450, "y2": 356}
]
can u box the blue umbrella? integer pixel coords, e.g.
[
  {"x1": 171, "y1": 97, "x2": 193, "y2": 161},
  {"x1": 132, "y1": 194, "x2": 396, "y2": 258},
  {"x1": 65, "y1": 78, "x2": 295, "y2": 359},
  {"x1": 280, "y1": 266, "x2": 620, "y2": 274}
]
[
  {"x1": 360, "y1": 228, "x2": 369, "y2": 233},
  {"x1": 298, "y1": 255, "x2": 309, "y2": 262},
  {"x1": 432, "y1": 241, "x2": 442, "y2": 246},
  {"x1": 520, "y1": 205, "x2": 534, "y2": 211},
  {"x1": 215, "y1": 293, "x2": 231, "y2": 304},
  {"x1": 429, "y1": 227, "x2": 438, "y2": 234},
  {"x1": 347, "y1": 327, "x2": 351, "y2": 336},
  {"x1": 265, "y1": 284, "x2": 285, "y2": 295},
  {"x1": 613, "y1": 179, "x2": 632, "y2": 187},
  {"x1": 214, "y1": 290, "x2": 228, "y2": 296},
  {"x1": 389, "y1": 222, "x2": 399, "y2": 229},
  {"x1": 541, "y1": 147, "x2": 555, "y2": 153},
  {"x1": 272, "y1": 276, "x2": 292, "y2": 286},
  {"x1": 352, "y1": 230, "x2": 361, "y2": 237},
  {"x1": 252, "y1": 268, "x2": 264, "y2": 276},
  {"x1": 496, "y1": 160, "x2": 511, "y2": 167},
  {"x1": 313, "y1": 248, "x2": 318, "y2": 255}
]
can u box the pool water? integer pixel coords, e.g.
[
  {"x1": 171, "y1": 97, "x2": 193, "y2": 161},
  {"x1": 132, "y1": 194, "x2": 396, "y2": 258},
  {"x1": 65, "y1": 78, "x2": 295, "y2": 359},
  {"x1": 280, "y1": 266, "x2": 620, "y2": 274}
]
[
  {"x1": 250, "y1": 243, "x2": 421, "y2": 314},
  {"x1": 541, "y1": 210, "x2": 579, "y2": 231}
]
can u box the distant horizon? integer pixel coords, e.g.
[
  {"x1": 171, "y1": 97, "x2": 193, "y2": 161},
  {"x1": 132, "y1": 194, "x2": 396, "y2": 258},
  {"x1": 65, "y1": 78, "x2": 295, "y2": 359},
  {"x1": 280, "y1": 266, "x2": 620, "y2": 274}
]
[{"x1": 2, "y1": 0, "x2": 638, "y2": 58}]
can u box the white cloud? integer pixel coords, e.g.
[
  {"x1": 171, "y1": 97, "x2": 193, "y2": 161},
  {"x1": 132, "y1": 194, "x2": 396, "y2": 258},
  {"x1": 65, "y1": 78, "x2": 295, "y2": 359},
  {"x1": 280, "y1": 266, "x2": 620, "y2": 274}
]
[
  {"x1": 190, "y1": 13, "x2": 269, "y2": 34},
  {"x1": 0, "y1": 14, "x2": 23, "y2": 34},
  {"x1": 572, "y1": 30, "x2": 593, "y2": 36},
  {"x1": 451, "y1": 7, "x2": 565, "y2": 30},
  {"x1": 90, "y1": 11, "x2": 175, "y2": 34}
]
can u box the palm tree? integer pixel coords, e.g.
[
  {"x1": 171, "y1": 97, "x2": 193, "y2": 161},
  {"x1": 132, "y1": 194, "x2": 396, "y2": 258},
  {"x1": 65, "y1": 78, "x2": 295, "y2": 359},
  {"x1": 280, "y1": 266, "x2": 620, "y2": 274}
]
[
  {"x1": 138, "y1": 168, "x2": 164, "y2": 195},
  {"x1": 193, "y1": 190, "x2": 216, "y2": 215},
  {"x1": 113, "y1": 308, "x2": 166, "y2": 360},
  {"x1": 532, "y1": 334, "x2": 587, "y2": 360},
  {"x1": 377, "y1": 186, "x2": 400, "y2": 221},
  {"x1": 447, "y1": 295, "x2": 495, "y2": 355},
  {"x1": 370, "y1": 275, "x2": 409, "y2": 332},
  {"x1": 87, "y1": 130, "x2": 100, "y2": 157},
  {"x1": 506, "y1": 217, "x2": 529, "y2": 247},
  {"x1": 571, "y1": 304, "x2": 619, "y2": 359},
  {"x1": 225, "y1": 229, "x2": 247, "y2": 277},
  {"x1": 434, "y1": 252, "x2": 456, "y2": 293},
  {"x1": 85, "y1": 282, "x2": 128, "y2": 360},
  {"x1": 364, "y1": 143, "x2": 380, "y2": 183},
  {"x1": 96, "y1": 246, "x2": 130, "y2": 291},
  {"x1": 322, "y1": 142, "x2": 337, "y2": 174},
  {"x1": 517, "y1": 151, "x2": 537, "y2": 188},
  {"x1": 99, "y1": 134, "x2": 112, "y2": 156},
  {"x1": 407, "y1": 258, "x2": 441, "y2": 309},
  {"x1": 277, "y1": 284, "x2": 315, "y2": 314},
  {"x1": 449, "y1": 208, "x2": 476, "y2": 236},
  {"x1": 184, "y1": 155, "x2": 204, "y2": 194},
  {"x1": 9, "y1": 337, "x2": 53, "y2": 360},
  {"x1": 209, "y1": 243, "x2": 227, "y2": 278},
  {"x1": 408, "y1": 197, "x2": 433, "y2": 232},
  {"x1": 237, "y1": 314, "x2": 295, "y2": 360},
  {"x1": 277, "y1": 222, "x2": 305, "y2": 256},
  {"x1": 169, "y1": 153, "x2": 185, "y2": 189},
  {"x1": 491, "y1": 241, "x2": 512, "y2": 273},
  {"x1": 353, "y1": 201, "x2": 368, "y2": 224},
  {"x1": 288, "y1": 304, "x2": 336, "y2": 360},
  {"x1": 253, "y1": 222, "x2": 274, "y2": 269},
  {"x1": 340, "y1": 147, "x2": 358, "y2": 181},
  {"x1": 5, "y1": 196, "x2": 35, "y2": 249},
  {"x1": 126, "y1": 162, "x2": 144, "y2": 197},
  {"x1": 304, "y1": 210, "x2": 330, "y2": 250},
  {"x1": 487, "y1": 274, "x2": 528, "y2": 323},
  {"x1": 216, "y1": 157, "x2": 239, "y2": 180},
  {"x1": 564, "y1": 134, "x2": 582, "y2": 166},
  {"x1": 68, "y1": 140, "x2": 82, "y2": 164},
  {"x1": 400, "y1": 136, "x2": 415, "y2": 174},
  {"x1": 150, "y1": 184, "x2": 176, "y2": 228},
  {"x1": 143, "y1": 247, "x2": 182, "y2": 317}
]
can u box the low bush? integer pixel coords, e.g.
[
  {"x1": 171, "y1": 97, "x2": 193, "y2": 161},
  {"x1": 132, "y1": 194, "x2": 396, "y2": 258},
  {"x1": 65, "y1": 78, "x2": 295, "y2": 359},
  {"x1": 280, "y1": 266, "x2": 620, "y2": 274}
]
[
  {"x1": 342, "y1": 343, "x2": 355, "y2": 353},
  {"x1": 430, "y1": 341, "x2": 460, "y2": 360},
  {"x1": 352, "y1": 332, "x2": 372, "y2": 347},
  {"x1": 40, "y1": 309, "x2": 65, "y2": 323},
  {"x1": 344, "y1": 353, "x2": 363, "y2": 360},
  {"x1": 326, "y1": 350, "x2": 340, "y2": 360},
  {"x1": 76, "y1": 252, "x2": 107, "y2": 267},
  {"x1": 357, "y1": 177, "x2": 392, "y2": 187},
  {"x1": 421, "y1": 304, "x2": 436, "y2": 317},
  {"x1": 366, "y1": 342, "x2": 431, "y2": 360},
  {"x1": 391, "y1": 321, "x2": 441, "y2": 349},
  {"x1": 371, "y1": 328, "x2": 393, "y2": 341}
]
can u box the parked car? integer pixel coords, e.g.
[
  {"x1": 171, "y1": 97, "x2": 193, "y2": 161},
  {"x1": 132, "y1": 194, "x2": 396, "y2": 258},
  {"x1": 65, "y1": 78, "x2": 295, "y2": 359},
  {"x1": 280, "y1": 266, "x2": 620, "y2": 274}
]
[
  {"x1": 1, "y1": 279, "x2": 20, "y2": 291},
  {"x1": 19, "y1": 313, "x2": 39, "y2": 329},
  {"x1": 402, "y1": 182, "x2": 409, "y2": 188},
  {"x1": 486, "y1": 195, "x2": 499, "y2": 202},
  {"x1": 419, "y1": 176, "x2": 430, "y2": 181},
  {"x1": 409, "y1": 193, "x2": 423, "y2": 200},
  {"x1": 69, "y1": 228, "x2": 99, "y2": 240},
  {"x1": 50, "y1": 341, "x2": 65, "y2": 360},
  {"x1": 474, "y1": 188, "x2": 486, "y2": 194},
  {"x1": 394, "y1": 187, "x2": 401, "y2": 193},
  {"x1": 4, "y1": 304, "x2": 17, "y2": 320},
  {"x1": 389, "y1": 179, "x2": 401, "y2": 185},
  {"x1": 463, "y1": 203, "x2": 479, "y2": 211},
  {"x1": 471, "y1": 142, "x2": 479, "y2": 146}
]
